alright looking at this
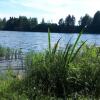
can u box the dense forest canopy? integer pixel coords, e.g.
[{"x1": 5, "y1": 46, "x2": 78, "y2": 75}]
[{"x1": 0, "y1": 11, "x2": 100, "y2": 33}]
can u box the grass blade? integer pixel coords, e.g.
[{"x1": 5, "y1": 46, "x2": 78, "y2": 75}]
[
  {"x1": 48, "y1": 28, "x2": 51, "y2": 53},
  {"x1": 70, "y1": 40, "x2": 87, "y2": 63},
  {"x1": 52, "y1": 38, "x2": 61, "y2": 55},
  {"x1": 67, "y1": 30, "x2": 83, "y2": 63}
]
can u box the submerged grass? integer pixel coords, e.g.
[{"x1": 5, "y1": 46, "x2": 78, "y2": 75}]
[
  {"x1": 0, "y1": 30, "x2": 99, "y2": 100},
  {"x1": 0, "y1": 46, "x2": 23, "y2": 61}
]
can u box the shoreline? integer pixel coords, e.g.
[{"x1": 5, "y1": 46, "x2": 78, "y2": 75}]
[{"x1": 0, "y1": 30, "x2": 100, "y2": 34}]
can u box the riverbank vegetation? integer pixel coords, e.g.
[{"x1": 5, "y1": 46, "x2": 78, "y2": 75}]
[
  {"x1": 0, "y1": 30, "x2": 100, "y2": 100},
  {"x1": 0, "y1": 46, "x2": 22, "y2": 61},
  {"x1": 0, "y1": 11, "x2": 100, "y2": 33}
]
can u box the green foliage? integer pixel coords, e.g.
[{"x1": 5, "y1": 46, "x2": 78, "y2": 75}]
[
  {"x1": 78, "y1": 14, "x2": 92, "y2": 28},
  {"x1": 0, "y1": 30, "x2": 99, "y2": 99},
  {"x1": 91, "y1": 11, "x2": 100, "y2": 32},
  {"x1": 0, "y1": 68, "x2": 28, "y2": 100},
  {"x1": 1, "y1": 11, "x2": 100, "y2": 33},
  {"x1": 65, "y1": 15, "x2": 75, "y2": 26},
  {"x1": 48, "y1": 28, "x2": 51, "y2": 53},
  {"x1": 24, "y1": 30, "x2": 99, "y2": 99},
  {"x1": 0, "y1": 46, "x2": 22, "y2": 60}
]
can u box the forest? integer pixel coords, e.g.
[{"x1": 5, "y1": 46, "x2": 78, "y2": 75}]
[{"x1": 0, "y1": 11, "x2": 100, "y2": 33}]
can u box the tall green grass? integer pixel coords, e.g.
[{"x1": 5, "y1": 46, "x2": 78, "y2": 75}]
[
  {"x1": 0, "y1": 30, "x2": 99, "y2": 100},
  {"x1": 0, "y1": 46, "x2": 23, "y2": 60},
  {"x1": 23, "y1": 29, "x2": 97, "y2": 100}
]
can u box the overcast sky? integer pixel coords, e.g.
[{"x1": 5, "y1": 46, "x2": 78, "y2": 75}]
[{"x1": 0, "y1": 0, "x2": 100, "y2": 23}]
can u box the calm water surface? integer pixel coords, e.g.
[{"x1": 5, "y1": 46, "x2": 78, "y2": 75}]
[{"x1": 0, "y1": 31, "x2": 100, "y2": 52}]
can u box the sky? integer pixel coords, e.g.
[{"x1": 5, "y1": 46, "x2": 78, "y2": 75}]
[{"x1": 0, "y1": 0, "x2": 100, "y2": 23}]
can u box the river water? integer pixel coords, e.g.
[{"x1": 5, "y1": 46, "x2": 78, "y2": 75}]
[{"x1": 0, "y1": 31, "x2": 100, "y2": 52}]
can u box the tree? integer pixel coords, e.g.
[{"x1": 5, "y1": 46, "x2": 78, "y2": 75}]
[
  {"x1": 5, "y1": 17, "x2": 15, "y2": 30},
  {"x1": 18, "y1": 16, "x2": 30, "y2": 31},
  {"x1": 0, "y1": 12, "x2": 100, "y2": 33},
  {"x1": 91, "y1": 11, "x2": 100, "y2": 32},
  {"x1": 1, "y1": 18, "x2": 6, "y2": 30},
  {"x1": 58, "y1": 18, "x2": 64, "y2": 26},
  {"x1": 0, "y1": 18, "x2": 3, "y2": 30},
  {"x1": 41, "y1": 18, "x2": 45, "y2": 24},
  {"x1": 29, "y1": 18, "x2": 38, "y2": 30},
  {"x1": 71, "y1": 15, "x2": 75, "y2": 26},
  {"x1": 78, "y1": 14, "x2": 92, "y2": 28},
  {"x1": 92, "y1": 11, "x2": 100, "y2": 25},
  {"x1": 65, "y1": 15, "x2": 75, "y2": 26}
]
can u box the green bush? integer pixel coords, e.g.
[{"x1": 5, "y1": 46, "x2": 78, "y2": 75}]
[{"x1": 23, "y1": 30, "x2": 88, "y2": 99}]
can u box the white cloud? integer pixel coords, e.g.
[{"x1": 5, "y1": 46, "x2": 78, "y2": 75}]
[{"x1": 0, "y1": 0, "x2": 100, "y2": 23}]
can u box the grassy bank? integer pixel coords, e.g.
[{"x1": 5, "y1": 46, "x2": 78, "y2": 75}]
[{"x1": 0, "y1": 31, "x2": 100, "y2": 100}]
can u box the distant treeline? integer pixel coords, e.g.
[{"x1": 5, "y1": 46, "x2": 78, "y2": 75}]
[{"x1": 0, "y1": 11, "x2": 100, "y2": 33}]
